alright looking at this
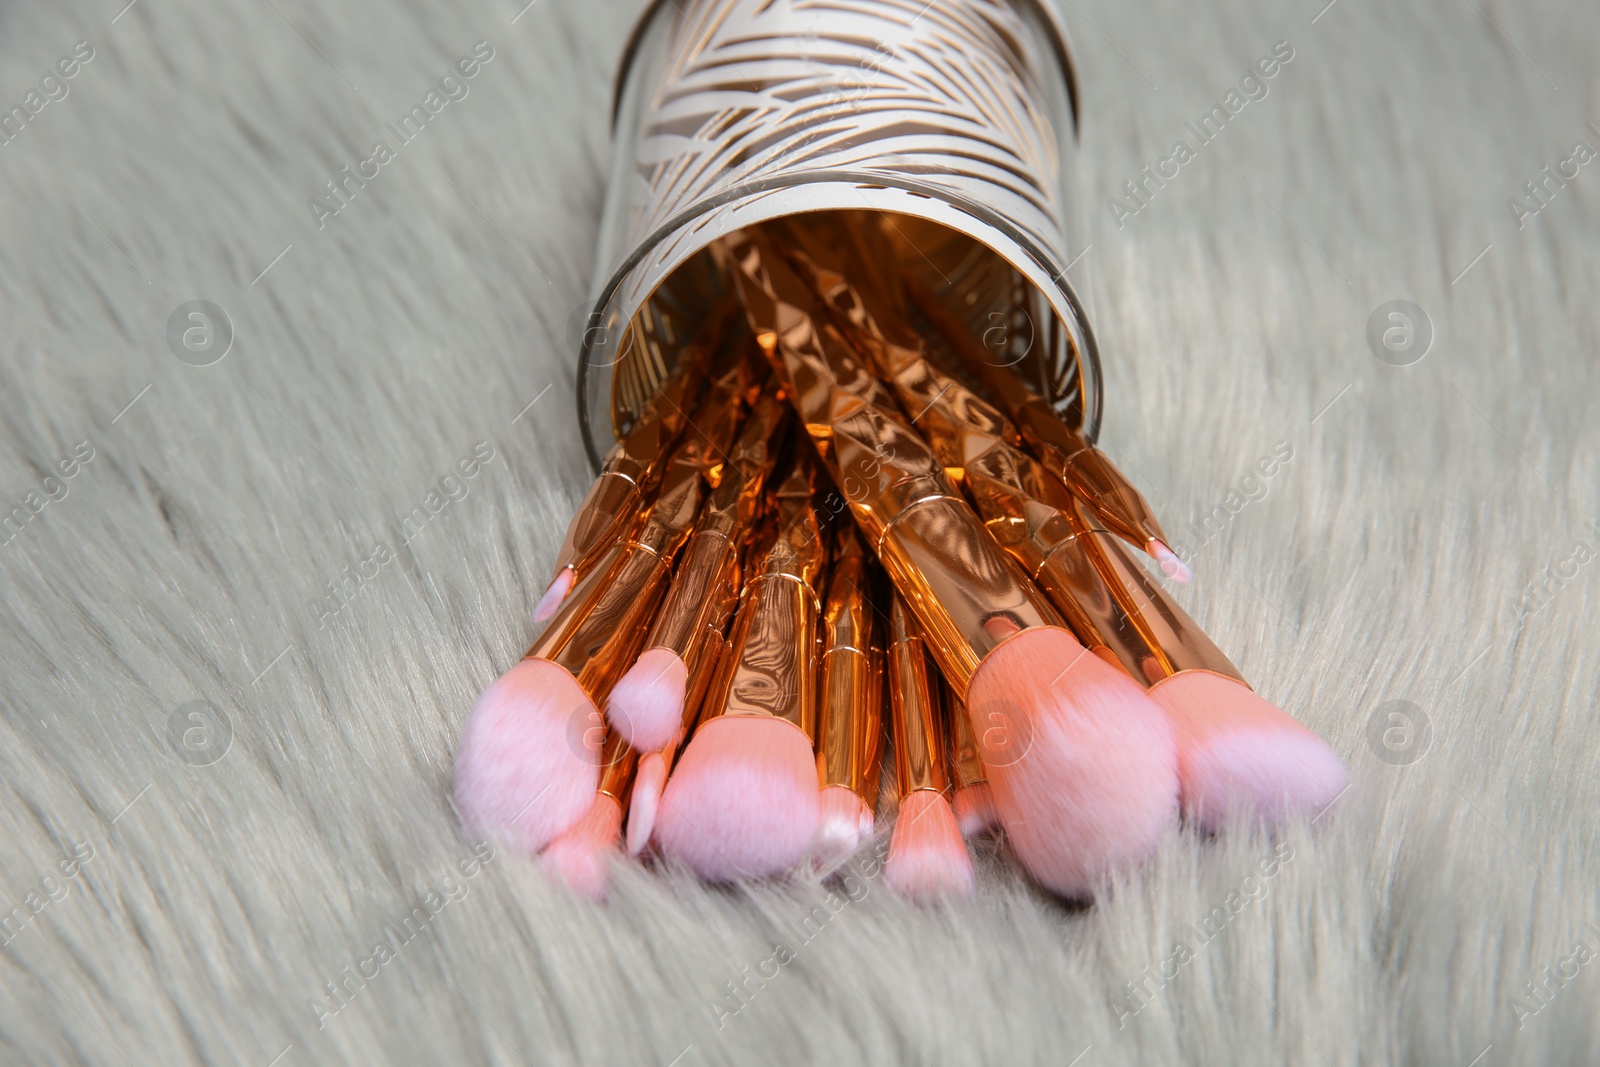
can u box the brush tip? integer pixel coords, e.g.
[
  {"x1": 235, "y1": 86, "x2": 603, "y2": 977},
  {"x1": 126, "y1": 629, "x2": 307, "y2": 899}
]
[
  {"x1": 626, "y1": 752, "x2": 669, "y2": 856},
  {"x1": 453, "y1": 658, "x2": 601, "y2": 854},
  {"x1": 1151, "y1": 541, "x2": 1192, "y2": 583},
  {"x1": 532, "y1": 568, "x2": 575, "y2": 623},
  {"x1": 969, "y1": 626, "x2": 1178, "y2": 900},
  {"x1": 813, "y1": 785, "x2": 872, "y2": 866},
  {"x1": 607, "y1": 648, "x2": 689, "y2": 751},
  {"x1": 1148, "y1": 671, "x2": 1348, "y2": 831},
  {"x1": 885, "y1": 791, "x2": 975, "y2": 901},
  {"x1": 952, "y1": 782, "x2": 1000, "y2": 837},
  {"x1": 540, "y1": 794, "x2": 624, "y2": 901},
  {"x1": 654, "y1": 716, "x2": 821, "y2": 882}
]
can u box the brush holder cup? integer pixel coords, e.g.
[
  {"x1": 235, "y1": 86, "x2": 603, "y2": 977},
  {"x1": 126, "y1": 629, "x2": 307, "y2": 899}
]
[{"x1": 575, "y1": 0, "x2": 1098, "y2": 468}]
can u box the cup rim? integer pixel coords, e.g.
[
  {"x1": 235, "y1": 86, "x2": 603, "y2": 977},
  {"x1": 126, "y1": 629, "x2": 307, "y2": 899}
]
[{"x1": 575, "y1": 170, "x2": 1103, "y2": 470}]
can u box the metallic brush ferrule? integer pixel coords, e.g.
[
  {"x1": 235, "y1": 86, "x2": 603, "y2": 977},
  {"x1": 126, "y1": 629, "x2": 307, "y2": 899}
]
[
  {"x1": 901, "y1": 270, "x2": 1172, "y2": 555},
  {"x1": 720, "y1": 228, "x2": 1060, "y2": 699},
  {"x1": 548, "y1": 315, "x2": 720, "y2": 583},
  {"x1": 943, "y1": 674, "x2": 986, "y2": 792},
  {"x1": 697, "y1": 460, "x2": 827, "y2": 737},
  {"x1": 817, "y1": 527, "x2": 884, "y2": 805},
  {"x1": 888, "y1": 595, "x2": 950, "y2": 797}
]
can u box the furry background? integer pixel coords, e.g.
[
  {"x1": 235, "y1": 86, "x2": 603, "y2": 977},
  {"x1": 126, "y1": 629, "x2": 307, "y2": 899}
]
[{"x1": 0, "y1": 0, "x2": 1596, "y2": 1063}]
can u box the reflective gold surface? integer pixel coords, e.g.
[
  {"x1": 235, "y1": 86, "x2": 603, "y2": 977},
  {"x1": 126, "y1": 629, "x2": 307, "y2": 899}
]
[
  {"x1": 597, "y1": 727, "x2": 640, "y2": 802},
  {"x1": 901, "y1": 271, "x2": 1170, "y2": 554},
  {"x1": 817, "y1": 528, "x2": 883, "y2": 802},
  {"x1": 698, "y1": 461, "x2": 827, "y2": 736},
  {"x1": 643, "y1": 390, "x2": 788, "y2": 662},
  {"x1": 537, "y1": 544, "x2": 673, "y2": 700},
  {"x1": 888, "y1": 596, "x2": 949, "y2": 796},
  {"x1": 527, "y1": 368, "x2": 749, "y2": 702},
  {"x1": 720, "y1": 228, "x2": 1059, "y2": 697},
  {"x1": 944, "y1": 676, "x2": 986, "y2": 791},
  {"x1": 552, "y1": 319, "x2": 716, "y2": 582},
  {"x1": 1078, "y1": 520, "x2": 1247, "y2": 685}
]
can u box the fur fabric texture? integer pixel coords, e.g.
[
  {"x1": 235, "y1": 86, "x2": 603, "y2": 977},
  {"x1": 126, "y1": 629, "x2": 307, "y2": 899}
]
[{"x1": 0, "y1": 0, "x2": 1595, "y2": 1063}]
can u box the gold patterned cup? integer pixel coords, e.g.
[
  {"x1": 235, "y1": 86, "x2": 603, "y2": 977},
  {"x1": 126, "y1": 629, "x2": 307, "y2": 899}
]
[{"x1": 576, "y1": 0, "x2": 1098, "y2": 468}]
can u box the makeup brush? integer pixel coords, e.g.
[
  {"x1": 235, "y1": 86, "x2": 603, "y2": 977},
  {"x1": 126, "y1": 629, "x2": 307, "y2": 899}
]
[
  {"x1": 809, "y1": 267, "x2": 1163, "y2": 683},
  {"x1": 653, "y1": 460, "x2": 828, "y2": 881},
  {"x1": 945, "y1": 676, "x2": 998, "y2": 837},
  {"x1": 454, "y1": 375, "x2": 745, "y2": 853},
  {"x1": 1076, "y1": 524, "x2": 1348, "y2": 830},
  {"x1": 533, "y1": 313, "x2": 723, "y2": 622},
  {"x1": 813, "y1": 525, "x2": 884, "y2": 865},
  {"x1": 607, "y1": 389, "x2": 788, "y2": 750},
  {"x1": 540, "y1": 727, "x2": 637, "y2": 900},
  {"x1": 883, "y1": 595, "x2": 974, "y2": 900},
  {"x1": 790, "y1": 224, "x2": 1343, "y2": 833},
  {"x1": 720, "y1": 227, "x2": 1177, "y2": 899},
  {"x1": 625, "y1": 551, "x2": 744, "y2": 856},
  {"x1": 894, "y1": 259, "x2": 1191, "y2": 583}
]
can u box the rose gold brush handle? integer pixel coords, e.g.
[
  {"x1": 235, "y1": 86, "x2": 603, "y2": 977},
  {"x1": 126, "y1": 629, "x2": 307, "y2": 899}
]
[
  {"x1": 597, "y1": 726, "x2": 640, "y2": 802},
  {"x1": 718, "y1": 228, "x2": 1060, "y2": 698},
  {"x1": 548, "y1": 303, "x2": 730, "y2": 584},
  {"x1": 805, "y1": 289, "x2": 1168, "y2": 685},
  {"x1": 530, "y1": 362, "x2": 752, "y2": 700},
  {"x1": 640, "y1": 390, "x2": 789, "y2": 665},
  {"x1": 898, "y1": 270, "x2": 1175, "y2": 562},
  {"x1": 942, "y1": 673, "x2": 986, "y2": 795},
  {"x1": 887, "y1": 595, "x2": 952, "y2": 798},
  {"x1": 697, "y1": 460, "x2": 827, "y2": 737},
  {"x1": 676, "y1": 549, "x2": 744, "y2": 744},
  {"x1": 817, "y1": 526, "x2": 884, "y2": 807},
  {"x1": 1074, "y1": 513, "x2": 1247, "y2": 685}
]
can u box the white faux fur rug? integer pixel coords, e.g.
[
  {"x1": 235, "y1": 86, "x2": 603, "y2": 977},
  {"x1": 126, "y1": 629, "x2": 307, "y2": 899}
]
[{"x1": 1, "y1": 0, "x2": 1596, "y2": 1064}]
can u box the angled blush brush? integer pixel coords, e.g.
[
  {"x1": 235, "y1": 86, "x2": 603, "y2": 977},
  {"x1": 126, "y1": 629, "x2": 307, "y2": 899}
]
[
  {"x1": 883, "y1": 595, "x2": 974, "y2": 900},
  {"x1": 453, "y1": 375, "x2": 746, "y2": 854},
  {"x1": 719, "y1": 227, "x2": 1177, "y2": 899},
  {"x1": 813, "y1": 525, "x2": 885, "y2": 865},
  {"x1": 608, "y1": 388, "x2": 789, "y2": 750},
  {"x1": 654, "y1": 459, "x2": 829, "y2": 881}
]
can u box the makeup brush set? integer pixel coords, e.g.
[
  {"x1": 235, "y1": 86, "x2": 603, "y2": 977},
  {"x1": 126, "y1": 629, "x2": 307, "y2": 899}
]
[{"x1": 450, "y1": 213, "x2": 1348, "y2": 903}]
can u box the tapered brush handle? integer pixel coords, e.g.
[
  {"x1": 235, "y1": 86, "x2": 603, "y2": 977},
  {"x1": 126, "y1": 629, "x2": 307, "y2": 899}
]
[
  {"x1": 531, "y1": 360, "x2": 754, "y2": 697},
  {"x1": 817, "y1": 526, "x2": 884, "y2": 806},
  {"x1": 697, "y1": 460, "x2": 827, "y2": 737},
  {"x1": 642, "y1": 391, "x2": 788, "y2": 661},
  {"x1": 887, "y1": 595, "x2": 952, "y2": 797},
  {"x1": 547, "y1": 311, "x2": 722, "y2": 581},
  {"x1": 718, "y1": 228, "x2": 1060, "y2": 697},
  {"x1": 1074, "y1": 516, "x2": 1247, "y2": 685},
  {"x1": 899, "y1": 268, "x2": 1174, "y2": 556}
]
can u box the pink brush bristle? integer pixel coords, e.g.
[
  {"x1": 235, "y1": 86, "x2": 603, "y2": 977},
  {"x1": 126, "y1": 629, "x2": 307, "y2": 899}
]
[
  {"x1": 968, "y1": 626, "x2": 1179, "y2": 900},
  {"x1": 812, "y1": 785, "x2": 872, "y2": 867},
  {"x1": 532, "y1": 568, "x2": 575, "y2": 623},
  {"x1": 607, "y1": 647, "x2": 689, "y2": 752},
  {"x1": 1146, "y1": 670, "x2": 1347, "y2": 831},
  {"x1": 653, "y1": 716, "x2": 821, "y2": 881},
  {"x1": 626, "y1": 751, "x2": 669, "y2": 856},
  {"x1": 952, "y1": 782, "x2": 1000, "y2": 837},
  {"x1": 884, "y1": 791, "x2": 975, "y2": 901},
  {"x1": 540, "y1": 794, "x2": 624, "y2": 901},
  {"x1": 1150, "y1": 541, "x2": 1192, "y2": 584},
  {"x1": 452, "y1": 658, "x2": 602, "y2": 854}
]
